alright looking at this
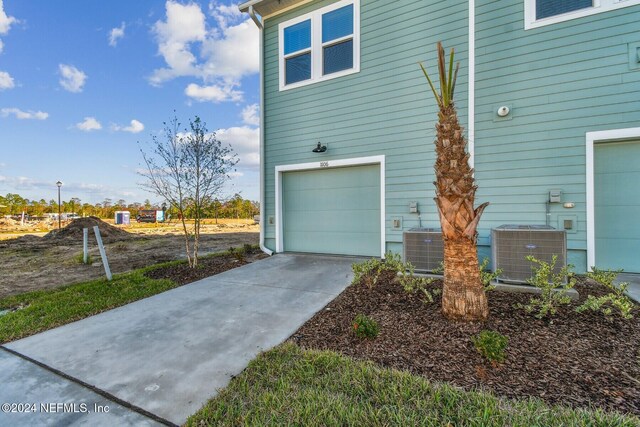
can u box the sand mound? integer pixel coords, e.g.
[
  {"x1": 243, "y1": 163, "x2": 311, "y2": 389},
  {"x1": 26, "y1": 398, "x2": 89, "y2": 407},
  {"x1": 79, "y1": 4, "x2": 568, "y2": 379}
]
[{"x1": 44, "y1": 217, "x2": 133, "y2": 243}]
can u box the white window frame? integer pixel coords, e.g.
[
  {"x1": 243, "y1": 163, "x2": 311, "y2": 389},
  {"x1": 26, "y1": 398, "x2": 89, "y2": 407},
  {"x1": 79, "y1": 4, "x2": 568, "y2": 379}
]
[
  {"x1": 525, "y1": 0, "x2": 640, "y2": 30},
  {"x1": 278, "y1": 0, "x2": 360, "y2": 91}
]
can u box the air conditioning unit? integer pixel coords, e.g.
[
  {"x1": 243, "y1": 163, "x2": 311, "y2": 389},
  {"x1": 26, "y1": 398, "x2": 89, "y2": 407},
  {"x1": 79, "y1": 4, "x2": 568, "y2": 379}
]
[
  {"x1": 491, "y1": 225, "x2": 567, "y2": 284},
  {"x1": 403, "y1": 228, "x2": 444, "y2": 272}
]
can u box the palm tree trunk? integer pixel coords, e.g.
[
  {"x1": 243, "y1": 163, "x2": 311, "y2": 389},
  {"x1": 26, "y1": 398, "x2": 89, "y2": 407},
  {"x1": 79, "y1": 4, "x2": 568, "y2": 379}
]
[{"x1": 442, "y1": 239, "x2": 488, "y2": 320}]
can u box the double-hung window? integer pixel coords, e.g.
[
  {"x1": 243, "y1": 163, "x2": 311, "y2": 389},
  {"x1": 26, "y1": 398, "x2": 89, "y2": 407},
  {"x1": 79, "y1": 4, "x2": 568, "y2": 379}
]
[
  {"x1": 279, "y1": 0, "x2": 360, "y2": 90},
  {"x1": 525, "y1": 0, "x2": 640, "y2": 29}
]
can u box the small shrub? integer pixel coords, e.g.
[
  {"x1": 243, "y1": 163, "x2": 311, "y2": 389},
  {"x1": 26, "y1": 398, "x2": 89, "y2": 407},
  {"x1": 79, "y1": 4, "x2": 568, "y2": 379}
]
[
  {"x1": 576, "y1": 267, "x2": 635, "y2": 319},
  {"x1": 398, "y1": 262, "x2": 437, "y2": 303},
  {"x1": 516, "y1": 255, "x2": 575, "y2": 319},
  {"x1": 479, "y1": 258, "x2": 501, "y2": 291},
  {"x1": 472, "y1": 330, "x2": 508, "y2": 363},
  {"x1": 75, "y1": 254, "x2": 93, "y2": 265},
  {"x1": 229, "y1": 246, "x2": 246, "y2": 263},
  {"x1": 242, "y1": 243, "x2": 254, "y2": 254},
  {"x1": 351, "y1": 252, "x2": 404, "y2": 288},
  {"x1": 352, "y1": 314, "x2": 379, "y2": 339},
  {"x1": 432, "y1": 261, "x2": 444, "y2": 275}
]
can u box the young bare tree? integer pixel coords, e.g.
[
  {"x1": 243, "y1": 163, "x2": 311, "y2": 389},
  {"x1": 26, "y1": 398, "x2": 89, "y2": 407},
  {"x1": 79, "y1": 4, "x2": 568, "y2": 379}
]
[
  {"x1": 139, "y1": 116, "x2": 238, "y2": 267},
  {"x1": 420, "y1": 42, "x2": 489, "y2": 320}
]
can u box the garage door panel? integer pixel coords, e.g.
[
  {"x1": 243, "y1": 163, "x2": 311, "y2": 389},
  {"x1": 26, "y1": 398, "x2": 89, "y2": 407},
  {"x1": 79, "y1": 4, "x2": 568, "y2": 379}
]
[
  {"x1": 284, "y1": 186, "x2": 379, "y2": 212},
  {"x1": 594, "y1": 140, "x2": 640, "y2": 272},
  {"x1": 283, "y1": 164, "x2": 381, "y2": 257},
  {"x1": 284, "y1": 231, "x2": 380, "y2": 256},
  {"x1": 284, "y1": 210, "x2": 380, "y2": 233},
  {"x1": 594, "y1": 206, "x2": 640, "y2": 238}
]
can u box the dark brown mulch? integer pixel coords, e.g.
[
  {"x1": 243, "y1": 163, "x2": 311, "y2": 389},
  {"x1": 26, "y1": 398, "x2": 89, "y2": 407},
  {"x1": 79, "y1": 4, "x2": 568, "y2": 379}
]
[
  {"x1": 291, "y1": 275, "x2": 640, "y2": 416},
  {"x1": 144, "y1": 251, "x2": 268, "y2": 285}
]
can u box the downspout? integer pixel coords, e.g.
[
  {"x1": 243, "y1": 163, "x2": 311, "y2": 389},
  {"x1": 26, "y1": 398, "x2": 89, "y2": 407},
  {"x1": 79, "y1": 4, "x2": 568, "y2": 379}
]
[
  {"x1": 468, "y1": 0, "x2": 475, "y2": 170},
  {"x1": 247, "y1": 6, "x2": 273, "y2": 255}
]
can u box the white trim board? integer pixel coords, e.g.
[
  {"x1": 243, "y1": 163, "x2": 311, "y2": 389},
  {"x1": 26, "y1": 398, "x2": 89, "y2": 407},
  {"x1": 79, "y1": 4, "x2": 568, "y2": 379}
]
[
  {"x1": 275, "y1": 155, "x2": 386, "y2": 257},
  {"x1": 585, "y1": 127, "x2": 640, "y2": 271}
]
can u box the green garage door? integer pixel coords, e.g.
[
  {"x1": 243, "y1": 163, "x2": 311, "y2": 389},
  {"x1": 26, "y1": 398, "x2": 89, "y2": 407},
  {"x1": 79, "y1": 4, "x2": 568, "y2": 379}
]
[
  {"x1": 594, "y1": 140, "x2": 640, "y2": 272},
  {"x1": 283, "y1": 164, "x2": 381, "y2": 256}
]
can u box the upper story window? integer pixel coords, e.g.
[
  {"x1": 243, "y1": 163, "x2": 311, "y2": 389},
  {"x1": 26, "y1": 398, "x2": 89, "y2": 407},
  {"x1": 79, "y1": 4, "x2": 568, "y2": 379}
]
[
  {"x1": 525, "y1": 0, "x2": 640, "y2": 29},
  {"x1": 279, "y1": 0, "x2": 360, "y2": 91}
]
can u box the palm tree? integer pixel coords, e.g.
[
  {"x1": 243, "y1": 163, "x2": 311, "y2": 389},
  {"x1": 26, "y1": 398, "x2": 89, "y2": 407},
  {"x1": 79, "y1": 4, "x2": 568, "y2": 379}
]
[{"x1": 420, "y1": 42, "x2": 489, "y2": 320}]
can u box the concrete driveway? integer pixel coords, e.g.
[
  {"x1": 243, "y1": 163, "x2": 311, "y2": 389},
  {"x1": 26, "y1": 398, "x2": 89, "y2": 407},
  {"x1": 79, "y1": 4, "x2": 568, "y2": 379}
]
[{"x1": 0, "y1": 254, "x2": 356, "y2": 426}]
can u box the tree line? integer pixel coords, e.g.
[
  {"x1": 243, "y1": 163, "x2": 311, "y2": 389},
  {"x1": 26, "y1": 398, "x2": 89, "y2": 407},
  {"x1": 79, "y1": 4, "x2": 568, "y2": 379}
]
[{"x1": 0, "y1": 192, "x2": 259, "y2": 221}]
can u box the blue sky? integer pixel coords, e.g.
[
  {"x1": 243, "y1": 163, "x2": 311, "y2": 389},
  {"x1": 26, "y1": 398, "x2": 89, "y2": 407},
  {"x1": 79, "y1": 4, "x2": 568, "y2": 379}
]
[{"x1": 0, "y1": 0, "x2": 260, "y2": 205}]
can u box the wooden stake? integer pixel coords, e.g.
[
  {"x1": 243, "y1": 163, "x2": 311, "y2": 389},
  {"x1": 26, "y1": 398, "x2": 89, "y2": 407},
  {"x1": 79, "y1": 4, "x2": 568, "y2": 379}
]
[
  {"x1": 93, "y1": 226, "x2": 112, "y2": 281},
  {"x1": 83, "y1": 228, "x2": 88, "y2": 264}
]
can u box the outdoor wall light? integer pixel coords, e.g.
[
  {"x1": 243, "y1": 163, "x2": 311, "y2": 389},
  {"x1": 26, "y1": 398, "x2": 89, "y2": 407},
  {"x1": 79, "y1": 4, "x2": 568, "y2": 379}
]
[
  {"x1": 563, "y1": 202, "x2": 575, "y2": 209},
  {"x1": 312, "y1": 142, "x2": 327, "y2": 153}
]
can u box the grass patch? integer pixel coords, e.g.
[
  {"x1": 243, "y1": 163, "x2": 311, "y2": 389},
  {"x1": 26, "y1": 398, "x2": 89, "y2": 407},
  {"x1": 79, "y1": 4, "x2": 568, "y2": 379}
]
[
  {"x1": 0, "y1": 249, "x2": 252, "y2": 344},
  {"x1": 187, "y1": 343, "x2": 639, "y2": 426}
]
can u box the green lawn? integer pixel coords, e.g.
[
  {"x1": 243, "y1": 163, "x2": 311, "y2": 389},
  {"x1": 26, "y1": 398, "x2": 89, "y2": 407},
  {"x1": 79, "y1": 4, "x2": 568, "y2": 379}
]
[
  {"x1": 0, "y1": 254, "x2": 231, "y2": 344},
  {"x1": 187, "y1": 343, "x2": 639, "y2": 427},
  {"x1": 0, "y1": 269, "x2": 178, "y2": 344}
]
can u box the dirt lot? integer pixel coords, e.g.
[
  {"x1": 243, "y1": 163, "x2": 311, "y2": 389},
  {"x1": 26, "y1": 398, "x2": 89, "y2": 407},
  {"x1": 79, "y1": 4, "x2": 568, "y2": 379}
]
[{"x1": 0, "y1": 217, "x2": 259, "y2": 298}]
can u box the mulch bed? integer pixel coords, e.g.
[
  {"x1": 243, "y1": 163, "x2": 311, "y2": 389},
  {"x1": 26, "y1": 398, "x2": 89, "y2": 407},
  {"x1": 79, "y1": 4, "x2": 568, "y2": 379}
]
[
  {"x1": 144, "y1": 251, "x2": 268, "y2": 285},
  {"x1": 291, "y1": 275, "x2": 640, "y2": 416}
]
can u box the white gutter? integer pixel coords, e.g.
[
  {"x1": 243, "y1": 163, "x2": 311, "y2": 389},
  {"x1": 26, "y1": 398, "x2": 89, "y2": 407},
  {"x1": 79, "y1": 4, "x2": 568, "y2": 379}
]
[
  {"x1": 468, "y1": 0, "x2": 475, "y2": 170},
  {"x1": 246, "y1": 6, "x2": 273, "y2": 255}
]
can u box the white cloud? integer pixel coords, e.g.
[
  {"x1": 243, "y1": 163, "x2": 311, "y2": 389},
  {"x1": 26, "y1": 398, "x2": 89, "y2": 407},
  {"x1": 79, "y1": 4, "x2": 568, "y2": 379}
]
[
  {"x1": 0, "y1": 0, "x2": 17, "y2": 56},
  {"x1": 0, "y1": 0, "x2": 17, "y2": 35},
  {"x1": 150, "y1": 1, "x2": 206, "y2": 85},
  {"x1": 59, "y1": 64, "x2": 87, "y2": 93},
  {"x1": 150, "y1": 1, "x2": 258, "y2": 102},
  {"x1": 0, "y1": 70, "x2": 13, "y2": 90},
  {"x1": 109, "y1": 22, "x2": 126, "y2": 47},
  {"x1": 1, "y1": 108, "x2": 48, "y2": 120},
  {"x1": 75, "y1": 116, "x2": 102, "y2": 131},
  {"x1": 113, "y1": 119, "x2": 145, "y2": 133},
  {"x1": 216, "y1": 126, "x2": 259, "y2": 168},
  {"x1": 185, "y1": 82, "x2": 242, "y2": 103},
  {"x1": 241, "y1": 103, "x2": 259, "y2": 126}
]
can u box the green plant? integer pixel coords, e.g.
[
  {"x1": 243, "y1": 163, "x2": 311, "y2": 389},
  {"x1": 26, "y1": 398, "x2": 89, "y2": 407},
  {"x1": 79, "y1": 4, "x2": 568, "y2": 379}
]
[
  {"x1": 229, "y1": 246, "x2": 246, "y2": 263},
  {"x1": 576, "y1": 267, "x2": 635, "y2": 319},
  {"x1": 242, "y1": 243, "x2": 254, "y2": 254},
  {"x1": 479, "y1": 258, "x2": 501, "y2": 291},
  {"x1": 398, "y1": 262, "x2": 439, "y2": 303},
  {"x1": 352, "y1": 314, "x2": 379, "y2": 339},
  {"x1": 472, "y1": 330, "x2": 509, "y2": 363},
  {"x1": 351, "y1": 252, "x2": 404, "y2": 288},
  {"x1": 75, "y1": 254, "x2": 93, "y2": 265},
  {"x1": 516, "y1": 255, "x2": 576, "y2": 319}
]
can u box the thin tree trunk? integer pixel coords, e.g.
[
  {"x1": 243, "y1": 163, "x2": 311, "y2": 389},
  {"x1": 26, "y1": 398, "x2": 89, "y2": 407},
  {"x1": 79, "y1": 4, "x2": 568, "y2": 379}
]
[{"x1": 441, "y1": 239, "x2": 488, "y2": 320}]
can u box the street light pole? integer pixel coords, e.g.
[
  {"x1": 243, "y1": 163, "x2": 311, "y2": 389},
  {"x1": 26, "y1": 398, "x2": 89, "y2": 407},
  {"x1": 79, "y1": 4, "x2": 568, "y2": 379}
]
[{"x1": 56, "y1": 181, "x2": 62, "y2": 230}]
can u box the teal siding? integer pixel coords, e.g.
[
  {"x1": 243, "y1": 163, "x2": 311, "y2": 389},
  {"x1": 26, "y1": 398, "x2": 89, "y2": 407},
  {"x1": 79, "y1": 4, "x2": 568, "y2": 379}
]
[
  {"x1": 262, "y1": 0, "x2": 640, "y2": 271},
  {"x1": 283, "y1": 165, "x2": 381, "y2": 256},
  {"x1": 594, "y1": 140, "x2": 640, "y2": 272},
  {"x1": 475, "y1": 0, "x2": 640, "y2": 272},
  {"x1": 263, "y1": 0, "x2": 470, "y2": 255}
]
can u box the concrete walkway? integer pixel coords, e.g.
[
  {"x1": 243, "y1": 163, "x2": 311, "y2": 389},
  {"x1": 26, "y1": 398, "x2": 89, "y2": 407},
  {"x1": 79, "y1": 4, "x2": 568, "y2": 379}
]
[{"x1": 1, "y1": 254, "x2": 356, "y2": 426}]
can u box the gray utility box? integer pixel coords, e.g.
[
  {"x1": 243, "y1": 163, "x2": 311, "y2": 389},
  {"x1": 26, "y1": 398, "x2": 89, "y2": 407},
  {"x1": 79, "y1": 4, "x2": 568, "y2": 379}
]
[
  {"x1": 403, "y1": 228, "x2": 444, "y2": 272},
  {"x1": 491, "y1": 225, "x2": 567, "y2": 284}
]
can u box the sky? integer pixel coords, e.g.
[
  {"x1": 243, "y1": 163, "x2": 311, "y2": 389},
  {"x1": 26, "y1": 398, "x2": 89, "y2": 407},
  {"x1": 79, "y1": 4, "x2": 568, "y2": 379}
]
[{"x1": 0, "y1": 0, "x2": 260, "y2": 205}]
